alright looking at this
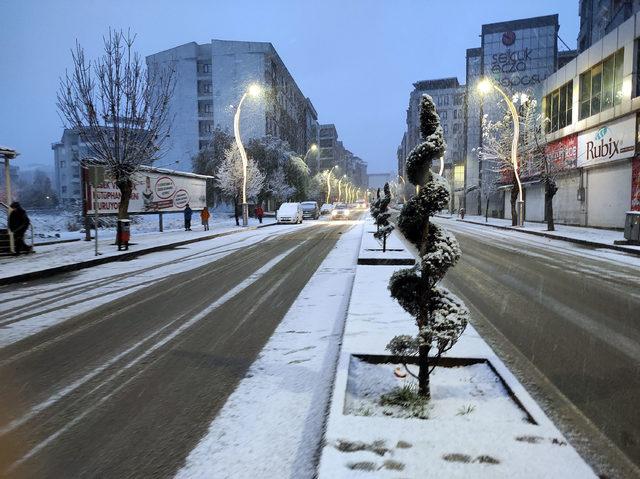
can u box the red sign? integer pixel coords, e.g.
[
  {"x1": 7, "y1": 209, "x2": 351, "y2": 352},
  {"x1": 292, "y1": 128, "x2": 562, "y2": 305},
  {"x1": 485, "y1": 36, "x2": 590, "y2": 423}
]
[
  {"x1": 545, "y1": 134, "x2": 578, "y2": 171},
  {"x1": 632, "y1": 156, "x2": 640, "y2": 211}
]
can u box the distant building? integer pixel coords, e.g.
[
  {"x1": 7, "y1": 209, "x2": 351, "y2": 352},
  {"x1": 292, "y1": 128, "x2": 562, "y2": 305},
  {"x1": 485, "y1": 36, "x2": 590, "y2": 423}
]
[
  {"x1": 368, "y1": 172, "x2": 393, "y2": 190},
  {"x1": 578, "y1": 0, "x2": 640, "y2": 52},
  {"x1": 317, "y1": 124, "x2": 367, "y2": 186},
  {"x1": 146, "y1": 39, "x2": 319, "y2": 172},
  {"x1": 398, "y1": 77, "x2": 466, "y2": 210},
  {"x1": 51, "y1": 129, "x2": 85, "y2": 207}
]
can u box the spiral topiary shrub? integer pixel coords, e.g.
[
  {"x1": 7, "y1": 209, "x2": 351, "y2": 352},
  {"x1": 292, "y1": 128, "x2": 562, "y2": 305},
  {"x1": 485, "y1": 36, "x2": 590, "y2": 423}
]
[
  {"x1": 387, "y1": 94, "x2": 469, "y2": 398},
  {"x1": 373, "y1": 183, "x2": 394, "y2": 252}
]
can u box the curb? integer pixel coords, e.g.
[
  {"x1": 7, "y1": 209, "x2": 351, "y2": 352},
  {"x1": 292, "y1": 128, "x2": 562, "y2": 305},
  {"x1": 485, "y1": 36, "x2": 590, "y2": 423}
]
[
  {"x1": 457, "y1": 219, "x2": 640, "y2": 257},
  {"x1": 0, "y1": 223, "x2": 275, "y2": 286}
]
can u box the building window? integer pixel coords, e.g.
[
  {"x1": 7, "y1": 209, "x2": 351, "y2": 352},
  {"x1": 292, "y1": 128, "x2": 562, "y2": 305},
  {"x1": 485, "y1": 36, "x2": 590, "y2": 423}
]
[
  {"x1": 60, "y1": 160, "x2": 66, "y2": 168},
  {"x1": 61, "y1": 186, "x2": 67, "y2": 193},
  {"x1": 443, "y1": 124, "x2": 449, "y2": 134},
  {"x1": 454, "y1": 165, "x2": 464, "y2": 184},
  {"x1": 198, "y1": 62, "x2": 211, "y2": 73},
  {"x1": 544, "y1": 80, "x2": 573, "y2": 132},
  {"x1": 440, "y1": 111, "x2": 448, "y2": 120},
  {"x1": 579, "y1": 48, "x2": 624, "y2": 120},
  {"x1": 453, "y1": 123, "x2": 460, "y2": 134},
  {"x1": 199, "y1": 81, "x2": 213, "y2": 95}
]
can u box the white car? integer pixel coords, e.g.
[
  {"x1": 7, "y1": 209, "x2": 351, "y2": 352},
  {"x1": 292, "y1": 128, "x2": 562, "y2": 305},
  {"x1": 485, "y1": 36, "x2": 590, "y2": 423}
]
[
  {"x1": 276, "y1": 202, "x2": 303, "y2": 224},
  {"x1": 320, "y1": 203, "x2": 334, "y2": 215}
]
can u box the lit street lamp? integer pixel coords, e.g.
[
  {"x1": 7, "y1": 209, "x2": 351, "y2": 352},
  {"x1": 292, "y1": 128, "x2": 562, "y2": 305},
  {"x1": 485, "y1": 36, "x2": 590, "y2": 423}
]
[
  {"x1": 233, "y1": 83, "x2": 262, "y2": 226},
  {"x1": 477, "y1": 77, "x2": 524, "y2": 226},
  {"x1": 303, "y1": 143, "x2": 318, "y2": 164}
]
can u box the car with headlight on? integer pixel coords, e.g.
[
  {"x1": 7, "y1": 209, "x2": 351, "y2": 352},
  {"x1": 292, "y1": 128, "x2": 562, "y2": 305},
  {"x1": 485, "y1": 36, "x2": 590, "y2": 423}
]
[
  {"x1": 300, "y1": 201, "x2": 320, "y2": 220},
  {"x1": 276, "y1": 202, "x2": 303, "y2": 224},
  {"x1": 320, "y1": 203, "x2": 334, "y2": 215},
  {"x1": 331, "y1": 203, "x2": 351, "y2": 220}
]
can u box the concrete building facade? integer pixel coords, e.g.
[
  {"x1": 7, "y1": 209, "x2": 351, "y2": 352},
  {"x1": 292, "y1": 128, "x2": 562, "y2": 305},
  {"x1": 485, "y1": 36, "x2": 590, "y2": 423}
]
[
  {"x1": 398, "y1": 77, "x2": 466, "y2": 210},
  {"x1": 317, "y1": 124, "x2": 367, "y2": 186},
  {"x1": 538, "y1": 12, "x2": 640, "y2": 228},
  {"x1": 146, "y1": 40, "x2": 319, "y2": 172},
  {"x1": 51, "y1": 129, "x2": 86, "y2": 207}
]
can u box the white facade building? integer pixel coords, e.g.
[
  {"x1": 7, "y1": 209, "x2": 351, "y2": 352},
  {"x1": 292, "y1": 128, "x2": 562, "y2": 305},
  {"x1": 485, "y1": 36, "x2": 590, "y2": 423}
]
[{"x1": 539, "y1": 12, "x2": 640, "y2": 227}]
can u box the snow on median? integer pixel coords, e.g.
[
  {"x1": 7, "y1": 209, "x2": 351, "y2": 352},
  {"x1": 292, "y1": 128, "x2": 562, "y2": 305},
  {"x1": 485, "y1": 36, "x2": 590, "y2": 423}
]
[{"x1": 175, "y1": 221, "x2": 363, "y2": 478}]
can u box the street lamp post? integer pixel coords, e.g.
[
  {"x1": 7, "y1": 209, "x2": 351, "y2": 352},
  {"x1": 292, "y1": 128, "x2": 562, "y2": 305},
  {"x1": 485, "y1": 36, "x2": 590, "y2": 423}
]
[
  {"x1": 477, "y1": 77, "x2": 524, "y2": 226},
  {"x1": 233, "y1": 83, "x2": 262, "y2": 227}
]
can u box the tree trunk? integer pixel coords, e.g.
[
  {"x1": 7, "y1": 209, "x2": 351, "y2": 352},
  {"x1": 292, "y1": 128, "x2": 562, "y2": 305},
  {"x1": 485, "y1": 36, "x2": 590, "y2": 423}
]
[
  {"x1": 417, "y1": 343, "x2": 430, "y2": 398},
  {"x1": 510, "y1": 185, "x2": 518, "y2": 227},
  {"x1": 234, "y1": 196, "x2": 240, "y2": 226},
  {"x1": 484, "y1": 197, "x2": 489, "y2": 222},
  {"x1": 417, "y1": 182, "x2": 432, "y2": 398},
  {"x1": 117, "y1": 179, "x2": 132, "y2": 220},
  {"x1": 544, "y1": 178, "x2": 558, "y2": 231}
]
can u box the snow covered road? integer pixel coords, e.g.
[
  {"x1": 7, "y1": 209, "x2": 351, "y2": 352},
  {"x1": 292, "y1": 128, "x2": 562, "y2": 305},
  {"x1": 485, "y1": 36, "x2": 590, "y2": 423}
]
[
  {"x1": 434, "y1": 217, "x2": 640, "y2": 473},
  {"x1": 0, "y1": 220, "x2": 354, "y2": 477}
]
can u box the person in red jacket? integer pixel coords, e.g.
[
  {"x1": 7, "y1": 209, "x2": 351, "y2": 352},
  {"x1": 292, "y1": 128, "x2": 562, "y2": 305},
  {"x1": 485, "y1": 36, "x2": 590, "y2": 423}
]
[{"x1": 255, "y1": 204, "x2": 264, "y2": 224}]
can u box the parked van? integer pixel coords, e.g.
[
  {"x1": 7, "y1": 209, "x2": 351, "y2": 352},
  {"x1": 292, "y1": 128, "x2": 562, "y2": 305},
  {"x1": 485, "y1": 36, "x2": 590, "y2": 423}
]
[
  {"x1": 301, "y1": 201, "x2": 320, "y2": 220},
  {"x1": 276, "y1": 202, "x2": 303, "y2": 224}
]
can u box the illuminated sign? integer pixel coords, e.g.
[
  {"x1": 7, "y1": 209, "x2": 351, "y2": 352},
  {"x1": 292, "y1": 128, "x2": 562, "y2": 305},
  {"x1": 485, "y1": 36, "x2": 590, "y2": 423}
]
[{"x1": 577, "y1": 116, "x2": 636, "y2": 167}]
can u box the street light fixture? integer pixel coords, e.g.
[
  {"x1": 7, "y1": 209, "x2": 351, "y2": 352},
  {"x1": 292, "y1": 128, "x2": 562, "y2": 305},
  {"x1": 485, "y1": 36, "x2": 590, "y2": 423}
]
[
  {"x1": 233, "y1": 82, "x2": 263, "y2": 226},
  {"x1": 303, "y1": 143, "x2": 318, "y2": 165},
  {"x1": 477, "y1": 77, "x2": 524, "y2": 226}
]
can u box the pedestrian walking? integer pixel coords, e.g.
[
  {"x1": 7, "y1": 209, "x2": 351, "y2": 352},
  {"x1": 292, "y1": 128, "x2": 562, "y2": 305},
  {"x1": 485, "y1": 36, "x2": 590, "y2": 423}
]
[
  {"x1": 184, "y1": 203, "x2": 193, "y2": 231},
  {"x1": 8, "y1": 201, "x2": 32, "y2": 255},
  {"x1": 200, "y1": 206, "x2": 210, "y2": 231},
  {"x1": 459, "y1": 207, "x2": 465, "y2": 220},
  {"x1": 255, "y1": 204, "x2": 264, "y2": 224}
]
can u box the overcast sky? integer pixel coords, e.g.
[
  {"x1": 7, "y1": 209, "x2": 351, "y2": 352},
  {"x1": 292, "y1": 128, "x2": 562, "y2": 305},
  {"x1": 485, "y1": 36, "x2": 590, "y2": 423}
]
[{"x1": 0, "y1": 0, "x2": 579, "y2": 174}]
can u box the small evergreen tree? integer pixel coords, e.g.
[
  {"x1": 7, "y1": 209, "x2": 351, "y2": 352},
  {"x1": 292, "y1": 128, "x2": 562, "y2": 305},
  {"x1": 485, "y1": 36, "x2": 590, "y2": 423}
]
[
  {"x1": 387, "y1": 95, "x2": 469, "y2": 398},
  {"x1": 373, "y1": 182, "x2": 394, "y2": 252},
  {"x1": 370, "y1": 188, "x2": 381, "y2": 230}
]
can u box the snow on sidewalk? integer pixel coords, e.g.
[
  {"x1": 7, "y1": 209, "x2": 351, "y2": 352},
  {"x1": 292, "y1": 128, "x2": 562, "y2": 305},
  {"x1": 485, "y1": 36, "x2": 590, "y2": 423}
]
[
  {"x1": 0, "y1": 216, "x2": 275, "y2": 279},
  {"x1": 459, "y1": 214, "x2": 640, "y2": 253},
  {"x1": 317, "y1": 220, "x2": 596, "y2": 478},
  {"x1": 175, "y1": 220, "x2": 364, "y2": 479}
]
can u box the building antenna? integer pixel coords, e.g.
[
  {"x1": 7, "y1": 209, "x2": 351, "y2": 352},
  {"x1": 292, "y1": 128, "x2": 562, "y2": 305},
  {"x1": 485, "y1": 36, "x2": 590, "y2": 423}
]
[{"x1": 557, "y1": 34, "x2": 572, "y2": 51}]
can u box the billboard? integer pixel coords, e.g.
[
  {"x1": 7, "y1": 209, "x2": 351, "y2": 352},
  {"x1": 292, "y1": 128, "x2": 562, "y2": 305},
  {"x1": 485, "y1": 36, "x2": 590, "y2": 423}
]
[
  {"x1": 544, "y1": 134, "x2": 578, "y2": 171},
  {"x1": 577, "y1": 115, "x2": 636, "y2": 168},
  {"x1": 85, "y1": 167, "x2": 208, "y2": 215}
]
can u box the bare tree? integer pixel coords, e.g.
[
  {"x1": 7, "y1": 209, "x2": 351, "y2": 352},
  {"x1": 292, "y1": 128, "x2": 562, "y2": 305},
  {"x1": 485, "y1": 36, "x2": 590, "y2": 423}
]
[
  {"x1": 57, "y1": 29, "x2": 175, "y2": 219},
  {"x1": 216, "y1": 144, "x2": 265, "y2": 225}
]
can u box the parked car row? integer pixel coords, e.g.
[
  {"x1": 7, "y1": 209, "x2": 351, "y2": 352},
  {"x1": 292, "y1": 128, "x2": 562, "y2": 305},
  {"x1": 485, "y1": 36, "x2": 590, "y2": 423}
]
[{"x1": 276, "y1": 200, "x2": 362, "y2": 224}]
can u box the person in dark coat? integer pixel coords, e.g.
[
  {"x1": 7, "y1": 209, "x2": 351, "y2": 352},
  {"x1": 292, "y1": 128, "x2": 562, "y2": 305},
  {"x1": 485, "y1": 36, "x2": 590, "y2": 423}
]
[
  {"x1": 184, "y1": 204, "x2": 193, "y2": 231},
  {"x1": 8, "y1": 202, "x2": 31, "y2": 254}
]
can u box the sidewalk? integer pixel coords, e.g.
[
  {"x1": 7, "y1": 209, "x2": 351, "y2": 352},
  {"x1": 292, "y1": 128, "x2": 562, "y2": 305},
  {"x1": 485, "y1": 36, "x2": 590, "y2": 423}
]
[
  {"x1": 456, "y1": 215, "x2": 640, "y2": 256},
  {"x1": 317, "y1": 216, "x2": 596, "y2": 478},
  {"x1": 0, "y1": 217, "x2": 275, "y2": 285}
]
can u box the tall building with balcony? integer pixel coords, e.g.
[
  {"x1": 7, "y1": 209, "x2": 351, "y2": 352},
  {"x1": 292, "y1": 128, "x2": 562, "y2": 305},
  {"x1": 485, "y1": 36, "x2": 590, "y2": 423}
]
[{"x1": 146, "y1": 40, "x2": 319, "y2": 172}]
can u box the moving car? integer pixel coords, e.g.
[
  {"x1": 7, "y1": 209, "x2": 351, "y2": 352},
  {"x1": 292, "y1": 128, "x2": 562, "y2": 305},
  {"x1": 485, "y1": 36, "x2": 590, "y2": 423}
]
[
  {"x1": 320, "y1": 203, "x2": 334, "y2": 215},
  {"x1": 300, "y1": 201, "x2": 320, "y2": 220},
  {"x1": 355, "y1": 199, "x2": 367, "y2": 209},
  {"x1": 331, "y1": 203, "x2": 351, "y2": 220},
  {"x1": 276, "y1": 202, "x2": 303, "y2": 224}
]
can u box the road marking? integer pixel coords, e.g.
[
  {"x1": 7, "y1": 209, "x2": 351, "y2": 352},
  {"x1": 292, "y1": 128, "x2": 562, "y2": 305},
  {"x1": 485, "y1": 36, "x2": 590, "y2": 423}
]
[{"x1": 0, "y1": 242, "x2": 305, "y2": 444}]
